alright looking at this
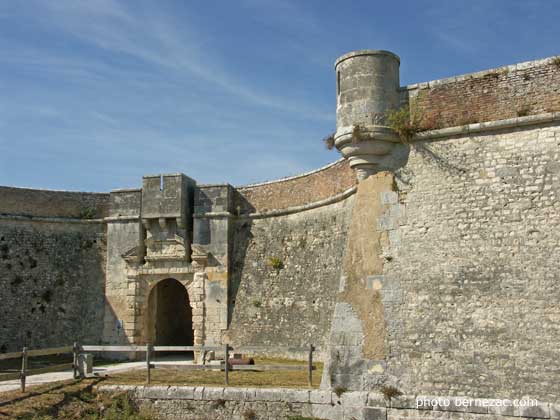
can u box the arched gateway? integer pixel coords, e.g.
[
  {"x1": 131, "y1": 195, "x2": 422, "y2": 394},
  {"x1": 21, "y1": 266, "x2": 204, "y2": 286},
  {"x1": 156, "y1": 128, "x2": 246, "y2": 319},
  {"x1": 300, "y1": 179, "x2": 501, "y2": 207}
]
[{"x1": 147, "y1": 278, "x2": 193, "y2": 347}]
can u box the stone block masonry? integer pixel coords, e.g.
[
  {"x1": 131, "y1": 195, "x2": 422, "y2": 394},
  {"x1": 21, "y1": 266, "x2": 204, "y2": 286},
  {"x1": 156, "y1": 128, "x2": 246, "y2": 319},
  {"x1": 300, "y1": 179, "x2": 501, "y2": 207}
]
[
  {"x1": 98, "y1": 385, "x2": 560, "y2": 420},
  {"x1": 0, "y1": 219, "x2": 106, "y2": 352},
  {"x1": 380, "y1": 122, "x2": 560, "y2": 401},
  {"x1": 227, "y1": 196, "x2": 355, "y2": 359}
]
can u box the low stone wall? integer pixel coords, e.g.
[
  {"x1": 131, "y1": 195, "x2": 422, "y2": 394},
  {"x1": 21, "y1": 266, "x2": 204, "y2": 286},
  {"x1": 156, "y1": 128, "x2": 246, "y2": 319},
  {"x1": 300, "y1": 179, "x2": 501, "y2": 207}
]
[{"x1": 98, "y1": 385, "x2": 560, "y2": 420}]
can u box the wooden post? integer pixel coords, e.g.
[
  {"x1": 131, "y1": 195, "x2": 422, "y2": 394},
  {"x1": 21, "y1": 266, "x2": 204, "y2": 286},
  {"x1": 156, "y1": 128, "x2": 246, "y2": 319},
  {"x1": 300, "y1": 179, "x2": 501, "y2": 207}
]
[
  {"x1": 146, "y1": 343, "x2": 151, "y2": 385},
  {"x1": 72, "y1": 342, "x2": 79, "y2": 379},
  {"x1": 224, "y1": 344, "x2": 229, "y2": 386},
  {"x1": 308, "y1": 344, "x2": 314, "y2": 387},
  {"x1": 20, "y1": 347, "x2": 28, "y2": 393}
]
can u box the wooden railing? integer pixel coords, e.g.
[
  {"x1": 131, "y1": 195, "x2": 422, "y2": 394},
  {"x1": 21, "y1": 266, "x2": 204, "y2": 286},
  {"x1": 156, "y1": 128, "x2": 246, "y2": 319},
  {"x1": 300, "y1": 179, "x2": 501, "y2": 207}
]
[
  {"x1": 79, "y1": 344, "x2": 317, "y2": 386},
  {"x1": 0, "y1": 343, "x2": 317, "y2": 391},
  {"x1": 0, "y1": 344, "x2": 78, "y2": 392}
]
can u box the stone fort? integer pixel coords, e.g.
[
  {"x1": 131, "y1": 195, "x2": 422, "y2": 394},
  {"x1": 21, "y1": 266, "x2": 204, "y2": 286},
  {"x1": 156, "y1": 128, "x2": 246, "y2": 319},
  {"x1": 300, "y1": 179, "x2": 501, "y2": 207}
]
[{"x1": 1, "y1": 50, "x2": 559, "y2": 404}]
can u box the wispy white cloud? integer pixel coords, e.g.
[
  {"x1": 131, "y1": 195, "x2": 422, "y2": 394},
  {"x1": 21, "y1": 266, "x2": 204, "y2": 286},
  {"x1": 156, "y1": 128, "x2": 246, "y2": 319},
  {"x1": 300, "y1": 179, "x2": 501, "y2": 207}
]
[{"x1": 28, "y1": 0, "x2": 331, "y2": 122}]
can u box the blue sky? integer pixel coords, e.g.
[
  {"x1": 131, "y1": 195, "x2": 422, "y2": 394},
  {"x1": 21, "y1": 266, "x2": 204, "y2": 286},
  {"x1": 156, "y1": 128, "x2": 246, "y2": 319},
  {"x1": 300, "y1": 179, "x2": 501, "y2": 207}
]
[{"x1": 0, "y1": 0, "x2": 559, "y2": 191}]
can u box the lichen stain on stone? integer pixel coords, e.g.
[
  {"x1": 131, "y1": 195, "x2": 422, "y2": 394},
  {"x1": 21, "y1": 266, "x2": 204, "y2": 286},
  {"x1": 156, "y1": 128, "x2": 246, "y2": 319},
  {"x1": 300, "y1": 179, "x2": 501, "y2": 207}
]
[{"x1": 339, "y1": 171, "x2": 394, "y2": 360}]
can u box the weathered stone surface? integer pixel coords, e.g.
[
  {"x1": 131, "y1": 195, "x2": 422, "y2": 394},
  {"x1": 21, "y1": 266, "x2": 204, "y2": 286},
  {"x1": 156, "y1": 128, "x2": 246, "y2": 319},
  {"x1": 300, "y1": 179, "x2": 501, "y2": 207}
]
[
  {"x1": 227, "y1": 196, "x2": 354, "y2": 358},
  {"x1": 0, "y1": 219, "x2": 105, "y2": 352},
  {"x1": 323, "y1": 172, "x2": 395, "y2": 390},
  {"x1": 378, "y1": 124, "x2": 560, "y2": 401},
  {"x1": 98, "y1": 386, "x2": 558, "y2": 420}
]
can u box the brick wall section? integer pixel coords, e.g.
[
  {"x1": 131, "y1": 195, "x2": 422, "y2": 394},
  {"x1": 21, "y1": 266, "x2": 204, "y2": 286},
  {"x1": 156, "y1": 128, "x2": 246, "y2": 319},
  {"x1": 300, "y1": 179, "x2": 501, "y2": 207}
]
[
  {"x1": 236, "y1": 159, "x2": 355, "y2": 213},
  {"x1": 0, "y1": 220, "x2": 106, "y2": 352},
  {"x1": 406, "y1": 57, "x2": 560, "y2": 129},
  {"x1": 0, "y1": 186, "x2": 110, "y2": 219}
]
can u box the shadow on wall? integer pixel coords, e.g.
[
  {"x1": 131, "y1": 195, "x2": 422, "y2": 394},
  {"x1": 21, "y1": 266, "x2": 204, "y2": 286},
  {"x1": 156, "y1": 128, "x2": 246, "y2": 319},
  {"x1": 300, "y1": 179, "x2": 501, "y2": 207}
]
[
  {"x1": 227, "y1": 191, "x2": 255, "y2": 326},
  {"x1": 388, "y1": 140, "x2": 469, "y2": 188}
]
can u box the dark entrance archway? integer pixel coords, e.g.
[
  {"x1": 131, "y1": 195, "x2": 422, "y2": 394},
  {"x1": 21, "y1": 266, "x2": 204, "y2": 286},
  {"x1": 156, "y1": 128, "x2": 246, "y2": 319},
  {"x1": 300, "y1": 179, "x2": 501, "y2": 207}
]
[{"x1": 147, "y1": 278, "x2": 194, "y2": 349}]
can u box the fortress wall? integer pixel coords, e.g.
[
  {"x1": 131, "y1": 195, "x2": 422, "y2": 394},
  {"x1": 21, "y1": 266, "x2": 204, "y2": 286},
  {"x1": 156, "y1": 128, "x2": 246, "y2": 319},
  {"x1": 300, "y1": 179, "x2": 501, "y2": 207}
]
[
  {"x1": 405, "y1": 57, "x2": 560, "y2": 129},
  {"x1": 0, "y1": 186, "x2": 110, "y2": 219},
  {"x1": 0, "y1": 219, "x2": 106, "y2": 352},
  {"x1": 380, "y1": 121, "x2": 560, "y2": 400},
  {"x1": 0, "y1": 187, "x2": 111, "y2": 352},
  {"x1": 236, "y1": 159, "x2": 356, "y2": 213},
  {"x1": 227, "y1": 194, "x2": 355, "y2": 358}
]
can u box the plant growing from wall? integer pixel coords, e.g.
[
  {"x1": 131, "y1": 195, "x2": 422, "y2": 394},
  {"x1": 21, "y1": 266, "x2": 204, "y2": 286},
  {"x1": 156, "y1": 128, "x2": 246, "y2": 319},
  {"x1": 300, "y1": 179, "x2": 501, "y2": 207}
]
[
  {"x1": 517, "y1": 106, "x2": 532, "y2": 117},
  {"x1": 334, "y1": 386, "x2": 347, "y2": 397},
  {"x1": 243, "y1": 408, "x2": 257, "y2": 420},
  {"x1": 79, "y1": 207, "x2": 97, "y2": 219},
  {"x1": 252, "y1": 299, "x2": 262, "y2": 308},
  {"x1": 386, "y1": 102, "x2": 422, "y2": 144},
  {"x1": 267, "y1": 256, "x2": 284, "y2": 270},
  {"x1": 212, "y1": 399, "x2": 226, "y2": 409},
  {"x1": 351, "y1": 124, "x2": 363, "y2": 143},
  {"x1": 380, "y1": 385, "x2": 403, "y2": 401},
  {"x1": 323, "y1": 132, "x2": 336, "y2": 150},
  {"x1": 551, "y1": 57, "x2": 560, "y2": 68}
]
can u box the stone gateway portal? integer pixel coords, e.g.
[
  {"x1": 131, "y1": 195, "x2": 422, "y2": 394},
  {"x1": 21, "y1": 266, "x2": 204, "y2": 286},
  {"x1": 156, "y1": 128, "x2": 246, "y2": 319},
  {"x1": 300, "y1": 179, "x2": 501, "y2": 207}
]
[{"x1": 148, "y1": 278, "x2": 193, "y2": 347}]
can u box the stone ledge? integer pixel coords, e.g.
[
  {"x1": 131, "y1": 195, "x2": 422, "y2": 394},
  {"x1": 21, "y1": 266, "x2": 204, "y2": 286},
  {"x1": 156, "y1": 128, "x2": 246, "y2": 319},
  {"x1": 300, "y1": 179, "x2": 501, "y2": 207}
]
[
  {"x1": 0, "y1": 213, "x2": 105, "y2": 224},
  {"x1": 415, "y1": 112, "x2": 560, "y2": 142},
  {"x1": 193, "y1": 186, "x2": 356, "y2": 220},
  {"x1": 96, "y1": 386, "x2": 559, "y2": 419},
  {"x1": 238, "y1": 186, "x2": 357, "y2": 219},
  {"x1": 104, "y1": 215, "x2": 139, "y2": 222}
]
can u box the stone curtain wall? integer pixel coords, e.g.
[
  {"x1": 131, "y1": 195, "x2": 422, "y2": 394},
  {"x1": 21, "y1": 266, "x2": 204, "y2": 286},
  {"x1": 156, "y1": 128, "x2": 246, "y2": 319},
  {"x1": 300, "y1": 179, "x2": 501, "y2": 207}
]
[
  {"x1": 406, "y1": 57, "x2": 560, "y2": 129},
  {"x1": 227, "y1": 196, "x2": 355, "y2": 358},
  {"x1": 236, "y1": 159, "x2": 355, "y2": 213},
  {"x1": 380, "y1": 122, "x2": 560, "y2": 401},
  {"x1": 0, "y1": 220, "x2": 106, "y2": 352},
  {"x1": 0, "y1": 187, "x2": 108, "y2": 352}
]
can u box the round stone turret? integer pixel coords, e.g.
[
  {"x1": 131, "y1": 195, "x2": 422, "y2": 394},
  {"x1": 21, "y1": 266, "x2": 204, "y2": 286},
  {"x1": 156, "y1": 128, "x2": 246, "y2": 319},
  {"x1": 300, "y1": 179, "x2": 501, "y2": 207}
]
[{"x1": 334, "y1": 50, "x2": 401, "y2": 180}]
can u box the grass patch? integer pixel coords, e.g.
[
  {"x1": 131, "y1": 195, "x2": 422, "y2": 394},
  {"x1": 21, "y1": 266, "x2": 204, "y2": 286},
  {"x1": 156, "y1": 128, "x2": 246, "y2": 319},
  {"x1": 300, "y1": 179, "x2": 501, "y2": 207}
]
[
  {"x1": 0, "y1": 378, "x2": 157, "y2": 419},
  {"x1": 0, "y1": 358, "x2": 323, "y2": 418},
  {"x1": 105, "y1": 357, "x2": 323, "y2": 389},
  {"x1": 551, "y1": 57, "x2": 560, "y2": 67}
]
